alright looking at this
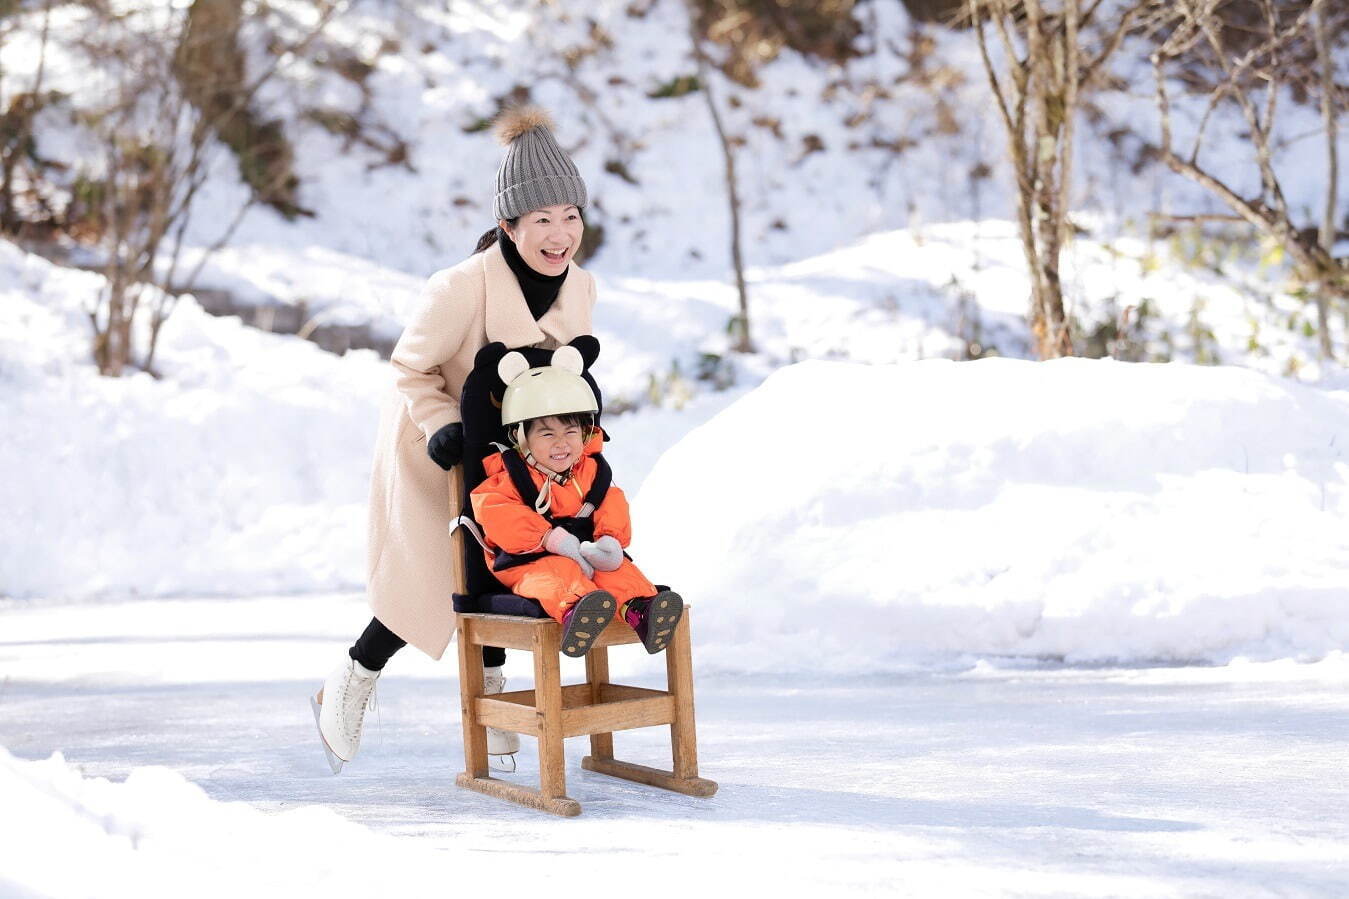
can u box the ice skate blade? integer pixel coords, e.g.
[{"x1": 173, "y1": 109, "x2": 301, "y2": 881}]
[
  {"x1": 310, "y1": 694, "x2": 345, "y2": 775},
  {"x1": 488, "y1": 752, "x2": 518, "y2": 774}
]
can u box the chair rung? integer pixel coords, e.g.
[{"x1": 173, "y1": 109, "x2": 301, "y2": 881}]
[
  {"x1": 474, "y1": 684, "x2": 676, "y2": 739},
  {"x1": 487, "y1": 682, "x2": 666, "y2": 707},
  {"x1": 562, "y1": 694, "x2": 674, "y2": 738},
  {"x1": 475, "y1": 696, "x2": 539, "y2": 736}
]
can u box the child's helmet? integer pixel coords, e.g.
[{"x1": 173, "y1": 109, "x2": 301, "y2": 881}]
[{"x1": 498, "y1": 345, "x2": 598, "y2": 428}]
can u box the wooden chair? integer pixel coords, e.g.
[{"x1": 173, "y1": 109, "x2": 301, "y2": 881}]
[{"x1": 454, "y1": 605, "x2": 718, "y2": 817}]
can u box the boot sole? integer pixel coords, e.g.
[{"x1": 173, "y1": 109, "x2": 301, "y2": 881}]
[
  {"x1": 641, "y1": 591, "x2": 684, "y2": 655},
  {"x1": 560, "y1": 591, "x2": 616, "y2": 657},
  {"x1": 310, "y1": 694, "x2": 345, "y2": 775}
]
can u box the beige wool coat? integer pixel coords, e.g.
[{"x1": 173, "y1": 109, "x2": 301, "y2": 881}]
[{"x1": 366, "y1": 241, "x2": 596, "y2": 659}]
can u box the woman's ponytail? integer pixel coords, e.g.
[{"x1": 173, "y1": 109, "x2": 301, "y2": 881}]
[{"x1": 473, "y1": 220, "x2": 517, "y2": 254}]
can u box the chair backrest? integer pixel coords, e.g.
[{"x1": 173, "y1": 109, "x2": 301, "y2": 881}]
[{"x1": 455, "y1": 337, "x2": 605, "y2": 599}]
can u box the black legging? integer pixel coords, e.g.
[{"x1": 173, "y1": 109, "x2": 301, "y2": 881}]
[{"x1": 350, "y1": 617, "x2": 504, "y2": 671}]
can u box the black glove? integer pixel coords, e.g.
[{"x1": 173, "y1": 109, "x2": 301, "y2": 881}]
[{"x1": 427, "y1": 422, "x2": 464, "y2": 471}]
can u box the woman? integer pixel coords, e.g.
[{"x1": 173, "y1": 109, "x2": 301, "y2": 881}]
[{"x1": 312, "y1": 106, "x2": 596, "y2": 772}]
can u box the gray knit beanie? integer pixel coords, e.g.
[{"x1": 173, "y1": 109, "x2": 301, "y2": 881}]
[{"x1": 492, "y1": 106, "x2": 588, "y2": 222}]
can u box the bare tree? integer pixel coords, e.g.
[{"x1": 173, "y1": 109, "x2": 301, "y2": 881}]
[
  {"x1": 967, "y1": 0, "x2": 1162, "y2": 359},
  {"x1": 0, "y1": 0, "x2": 54, "y2": 237},
  {"x1": 686, "y1": 0, "x2": 755, "y2": 353},
  {"x1": 1152, "y1": 0, "x2": 1348, "y2": 362},
  {"x1": 1313, "y1": 0, "x2": 1340, "y2": 359},
  {"x1": 71, "y1": 1, "x2": 343, "y2": 376}
]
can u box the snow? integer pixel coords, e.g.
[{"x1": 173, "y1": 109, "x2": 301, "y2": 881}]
[
  {"x1": 5, "y1": 226, "x2": 1349, "y2": 896},
  {"x1": 1, "y1": 2, "x2": 1347, "y2": 888},
  {"x1": 635, "y1": 358, "x2": 1349, "y2": 669},
  {"x1": 4, "y1": 234, "x2": 1348, "y2": 669},
  {"x1": 0, "y1": 241, "x2": 387, "y2": 600},
  {"x1": 0, "y1": 745, "x2": 453, "y2": 898},
  {"x1": 4, "y1": 0, "x2": 1343, "y2": 285}
]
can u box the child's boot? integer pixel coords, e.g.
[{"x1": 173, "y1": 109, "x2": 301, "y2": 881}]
[
  {"x1": 560, "y1": 590, "x2": 616, "y2": 657},
  {"x1": 482, "y1": 665, "x2": 521, "y2": 762},
  {"x1": 624, "y1": 590, "x2": 684, "y2": 654},
  {"x1": 311, "y1": 656, "x2": 380, "y2": 774}
]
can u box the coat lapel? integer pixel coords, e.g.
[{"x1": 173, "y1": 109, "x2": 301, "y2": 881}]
[
  {"x1": 483, "y1": 242, "x2": 545, "y2": 348},
  {"x1": 482, "y1": 241, "x2": 585, "y2": 350}
]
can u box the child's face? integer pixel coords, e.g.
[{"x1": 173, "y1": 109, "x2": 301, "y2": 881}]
[{"x1": 524, "y1": 416, "x2": 586, "y2": 474}]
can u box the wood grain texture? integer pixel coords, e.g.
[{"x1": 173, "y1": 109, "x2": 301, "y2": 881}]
[
  {"x1": 456, "y1": 617, "x2": 489, "y2": 778},
  {"x1": 473, "y1": 696, "x2": 539, "y2": 736},
  {"x1": 561, "y1": 694, "x2": 674, "y2": 738},
  {"x1": 455, "y1": 773, "x2": 581, "y2": 817},
  {"x1": 580, "y1": 756, "x2": 718, "y2": 798},
  {"x1": 533, "y1": 625, "x2": 566, "y2": 799},
  {"x1": 666, "y1": 610, "x2": 700, "y2": 780},
  {"x1": 586, "y1": 647, "x2": 615, "y2": 759}
]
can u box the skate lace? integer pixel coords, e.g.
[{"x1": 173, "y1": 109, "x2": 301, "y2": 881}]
[{"x1": 339, "y1": 670, "x2": 379, "y2": 743}]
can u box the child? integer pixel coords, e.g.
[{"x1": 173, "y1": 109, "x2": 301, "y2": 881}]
[{"x1": 470, "y1": 352, "x2": 682, "y2": 658}]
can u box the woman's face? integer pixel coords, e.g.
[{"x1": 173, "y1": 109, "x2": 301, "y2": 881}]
[{"x1": 502, "y1": 204, "x2": 584, "y2": 276}]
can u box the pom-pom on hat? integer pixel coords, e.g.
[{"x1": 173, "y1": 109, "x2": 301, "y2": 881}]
[{"x1": 491, "y1": 105, "x2": 588, "y2": 222}]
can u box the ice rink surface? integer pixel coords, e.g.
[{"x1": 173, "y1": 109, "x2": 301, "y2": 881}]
[{"x1": 2, "y1": 594, "x2": 1345, "y2": 897}]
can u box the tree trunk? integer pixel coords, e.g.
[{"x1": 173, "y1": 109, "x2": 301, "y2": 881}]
[
  {"x1": 687, "y1": 0, "x2": 754, "y2": 353},
  {"x1": 1313, "y1": 0, "x2": 1337, "y2": 361},
  {"x1": 971, "y1": 0, "x2": 1080, "y2": 360}
]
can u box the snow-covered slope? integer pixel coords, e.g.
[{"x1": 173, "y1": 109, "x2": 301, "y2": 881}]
[
  {"x1": 6, "y1": 233, "x2": 1346, "y2": 665},
  {"x1": 0, "y1": 240, "x2": 387, "y2": 599},
  {"x1": 634, "y1": 358, "x2": 1349, "y2": 668},
  {"x1": 3, "y1": 0, "x2": 1340, "y2": 284}
]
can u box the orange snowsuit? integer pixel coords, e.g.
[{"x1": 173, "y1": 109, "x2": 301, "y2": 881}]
[{"x1": 469, "y1": 430, "x2": 657, "y2": 622}]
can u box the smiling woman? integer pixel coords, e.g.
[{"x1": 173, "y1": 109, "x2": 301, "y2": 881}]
[
  {"x1": 309, "y1": 105, "x2": 599, "y2": 775},
  {"x1": 506, "y1": 205, "x2": 585, "y2": 274}
]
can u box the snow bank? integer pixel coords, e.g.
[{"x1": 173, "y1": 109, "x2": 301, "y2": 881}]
[
  {"x1": 632, "y1": 359, "x2": 1349, "y2": 669},
  {"x1": 0, "y1": 747, "x2": 454, "y2": 898},
  {"x1": 0, "y1": 241, "x2": 387, "y2": 600},
  {"x1": 7, "y1": 232, "x2": 1349, "y2": 669}
]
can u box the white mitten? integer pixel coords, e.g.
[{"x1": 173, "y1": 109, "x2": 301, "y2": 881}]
[
  {"x1": 579, "y1": 535, "x2": 623, "y2": 572},
  {"x1": 543, "y1": 527, "x2": 594, "y2": 579}
]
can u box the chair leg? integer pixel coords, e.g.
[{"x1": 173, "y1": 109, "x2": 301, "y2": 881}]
[
  {"x1": 532, "y1": 624, "x2": 569, "y2": 803},
  {"x1": 666, "y1": 611, "x2": 701, "y2": 781},
  {"x1": 456, "y1": 617, "x2": 582, "y2": 818},
  {"x1": 456, "y1": 616, "x2": 489, "y2": 779},
  {"x1": 581, "y1": 610, "x2": 718, "y2": 798},
  {"x1": 585, "y1": 646, "x2": 615, "y2": 761}
]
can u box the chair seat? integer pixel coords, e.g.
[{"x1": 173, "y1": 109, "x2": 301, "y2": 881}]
[
  {"x1": 453, "y1": 587, "x2": 672, "y2": 619},
  {"x1": 456, "y1": 606, "x2": 670, "y2": 651},
  {"x1": 452, "y1": 592, "x2": 551, "y2": 618}
]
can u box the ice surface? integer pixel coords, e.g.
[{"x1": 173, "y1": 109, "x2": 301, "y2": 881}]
[{"x1": 1, "y1": 596, "x2": 1346, "y2": 898}]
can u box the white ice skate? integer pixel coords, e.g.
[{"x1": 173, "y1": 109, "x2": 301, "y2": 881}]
[
  {"x1": 483, "y1": 666, "x2": 520, "y2": 772},
  {"x1": 311, "y1": 657, "x2": 379, "y2": 774}
]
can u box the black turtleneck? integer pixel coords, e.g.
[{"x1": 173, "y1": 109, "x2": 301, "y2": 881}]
[{"x1": 498, "y1": 227, "x2": 568, "y2": 321}]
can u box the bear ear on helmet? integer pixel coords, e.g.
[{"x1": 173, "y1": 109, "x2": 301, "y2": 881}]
[
  {"x1": 550, "y1": 345, "x2": 584, "y2": 376},
  {"x1": 497, "y1": 351, "x2": 531, "y2": 385}
]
